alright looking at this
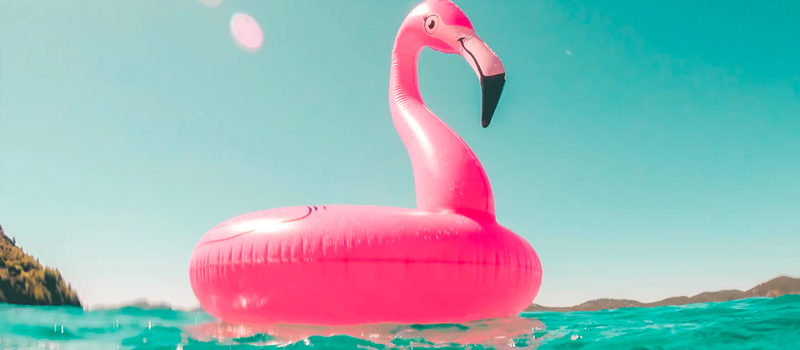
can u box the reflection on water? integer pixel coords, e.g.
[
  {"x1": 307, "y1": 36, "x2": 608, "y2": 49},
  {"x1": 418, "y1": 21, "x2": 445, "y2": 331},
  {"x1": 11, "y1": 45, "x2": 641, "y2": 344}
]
[{"x1": 186, "y1": 316, "x2": 546, "y2": 349}]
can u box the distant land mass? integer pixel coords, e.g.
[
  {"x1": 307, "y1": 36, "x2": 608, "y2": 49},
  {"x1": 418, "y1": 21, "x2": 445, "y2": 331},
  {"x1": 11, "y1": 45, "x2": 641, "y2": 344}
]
[
  {"x1": 526, "y1": 275, "x2": 800, "y2": 312},
  {"x1": 88, "y1": 298, "x2": 185, "y2": 311},
  {"x1": 0, "y1": 225, "x2": 82, "y2": 307}
]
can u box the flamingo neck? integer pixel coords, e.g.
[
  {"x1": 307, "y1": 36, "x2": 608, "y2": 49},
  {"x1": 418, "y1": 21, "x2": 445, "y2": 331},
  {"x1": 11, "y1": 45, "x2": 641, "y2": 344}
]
[{"x1": 388, "y1": 29, "x2": 496, "y2": 220}]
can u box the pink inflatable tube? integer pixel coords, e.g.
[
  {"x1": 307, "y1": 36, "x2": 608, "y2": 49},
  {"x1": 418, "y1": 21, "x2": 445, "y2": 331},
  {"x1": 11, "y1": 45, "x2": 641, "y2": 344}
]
[{"x1": 189, "y1": 0, "x2": 542, "y2": 326}]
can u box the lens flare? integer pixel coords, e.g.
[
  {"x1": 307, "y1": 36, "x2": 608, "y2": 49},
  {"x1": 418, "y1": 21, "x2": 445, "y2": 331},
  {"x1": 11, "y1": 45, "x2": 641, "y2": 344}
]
[{"x1": 230, "y1": 13, "x2": 263, "y2": 52}]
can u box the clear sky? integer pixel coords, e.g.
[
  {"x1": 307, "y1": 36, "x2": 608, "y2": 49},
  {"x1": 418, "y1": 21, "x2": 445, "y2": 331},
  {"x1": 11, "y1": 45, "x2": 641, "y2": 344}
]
[{"x1": 1, "y1": 0, "x2": 798, "y2": 309}]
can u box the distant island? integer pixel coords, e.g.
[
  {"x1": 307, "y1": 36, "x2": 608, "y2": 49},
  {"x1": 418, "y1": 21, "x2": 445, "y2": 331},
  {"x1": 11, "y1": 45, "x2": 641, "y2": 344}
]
[
  {"x1": 526, "y1": 275, "x2": 800, "y2": 312},
  {"x1": 88, "y1": 298, "x2": 179, "y2": 311},
  {"x1": 0, "y1": 225, "x2": 82, "y2": 307}
]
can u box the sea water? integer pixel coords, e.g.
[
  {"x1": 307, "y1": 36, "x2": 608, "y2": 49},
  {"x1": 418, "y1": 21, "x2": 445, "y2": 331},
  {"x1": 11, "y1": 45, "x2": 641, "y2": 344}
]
[{"x1": 1, "y1": 295, "x2": 798, "y2": 350}]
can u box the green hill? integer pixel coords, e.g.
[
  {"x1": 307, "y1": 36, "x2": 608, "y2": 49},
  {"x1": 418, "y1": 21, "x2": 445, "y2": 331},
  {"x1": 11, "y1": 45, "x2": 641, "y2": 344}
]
[
  {"x1": 0, "y1": 225, "x2": 82, "y2": 307},
  {"x1": 527, "y1": 275, "x2": 800, "y2": 312}
]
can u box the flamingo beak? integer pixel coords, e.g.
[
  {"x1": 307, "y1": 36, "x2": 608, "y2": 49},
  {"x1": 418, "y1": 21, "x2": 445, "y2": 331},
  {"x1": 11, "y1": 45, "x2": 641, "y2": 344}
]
[{"x1": 459, "y1": 36, "x2": 506, "y2": 128}]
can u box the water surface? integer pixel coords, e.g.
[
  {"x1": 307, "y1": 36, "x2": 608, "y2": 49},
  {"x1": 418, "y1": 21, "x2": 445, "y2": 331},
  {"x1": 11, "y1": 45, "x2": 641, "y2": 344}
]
[{"x1": 1, "y1": 295, "x2": 798, "y2": 349}]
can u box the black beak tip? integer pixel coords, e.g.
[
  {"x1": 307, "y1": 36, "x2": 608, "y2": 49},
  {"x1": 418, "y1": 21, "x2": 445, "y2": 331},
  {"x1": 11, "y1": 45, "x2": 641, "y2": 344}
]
[{"x1": 480, "y1": 73, "x2": 506, "y2": 128}]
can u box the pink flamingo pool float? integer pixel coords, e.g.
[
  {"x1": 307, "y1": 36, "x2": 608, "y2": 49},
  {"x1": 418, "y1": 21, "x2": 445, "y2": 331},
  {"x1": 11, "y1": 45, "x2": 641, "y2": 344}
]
[{"x1": 189, "y1": 0, "x2": 542, "y2": 326}]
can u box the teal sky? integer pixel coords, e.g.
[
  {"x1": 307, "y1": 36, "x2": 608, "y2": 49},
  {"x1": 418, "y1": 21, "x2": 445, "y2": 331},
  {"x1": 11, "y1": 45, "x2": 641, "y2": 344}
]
[{"x1": 1, "y1": 0, "x2": 798, "y2": 308}]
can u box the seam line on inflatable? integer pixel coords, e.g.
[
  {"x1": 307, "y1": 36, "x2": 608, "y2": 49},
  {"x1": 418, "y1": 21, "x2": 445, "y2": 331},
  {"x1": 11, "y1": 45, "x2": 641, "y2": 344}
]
[{"x1": 196, "y1": 206, "x2": 315, "y2": 247}]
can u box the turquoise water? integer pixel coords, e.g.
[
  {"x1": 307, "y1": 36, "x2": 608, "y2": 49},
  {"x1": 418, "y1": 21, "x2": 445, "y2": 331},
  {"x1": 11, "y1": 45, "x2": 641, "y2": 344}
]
[{"x1": 1, "y1": 295, "x2": 798, "y2": 349}]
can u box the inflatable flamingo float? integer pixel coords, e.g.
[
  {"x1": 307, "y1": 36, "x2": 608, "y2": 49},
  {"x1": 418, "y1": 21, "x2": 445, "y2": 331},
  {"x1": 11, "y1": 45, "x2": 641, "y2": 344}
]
[{"x1": 189, "y1": 0, "x2": 542, "y2": 326}]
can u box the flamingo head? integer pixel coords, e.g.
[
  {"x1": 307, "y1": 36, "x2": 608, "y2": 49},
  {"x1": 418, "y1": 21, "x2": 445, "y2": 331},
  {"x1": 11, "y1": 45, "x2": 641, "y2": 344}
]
[{"x1": 405, "y1": 0, "x2": 506, "y2": 128}]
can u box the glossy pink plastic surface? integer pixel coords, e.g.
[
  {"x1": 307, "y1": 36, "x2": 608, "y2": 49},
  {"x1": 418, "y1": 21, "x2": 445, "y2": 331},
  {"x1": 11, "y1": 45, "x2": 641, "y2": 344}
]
[{"x1": 189, "y1": 0, "x2": 542, "y2": 326}]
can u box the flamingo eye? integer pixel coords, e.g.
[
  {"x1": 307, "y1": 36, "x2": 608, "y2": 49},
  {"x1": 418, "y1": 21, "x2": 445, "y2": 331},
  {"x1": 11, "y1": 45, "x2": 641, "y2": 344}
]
[{"x1": 424, "y1": 14, "x2": 440, "y2": 34}]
